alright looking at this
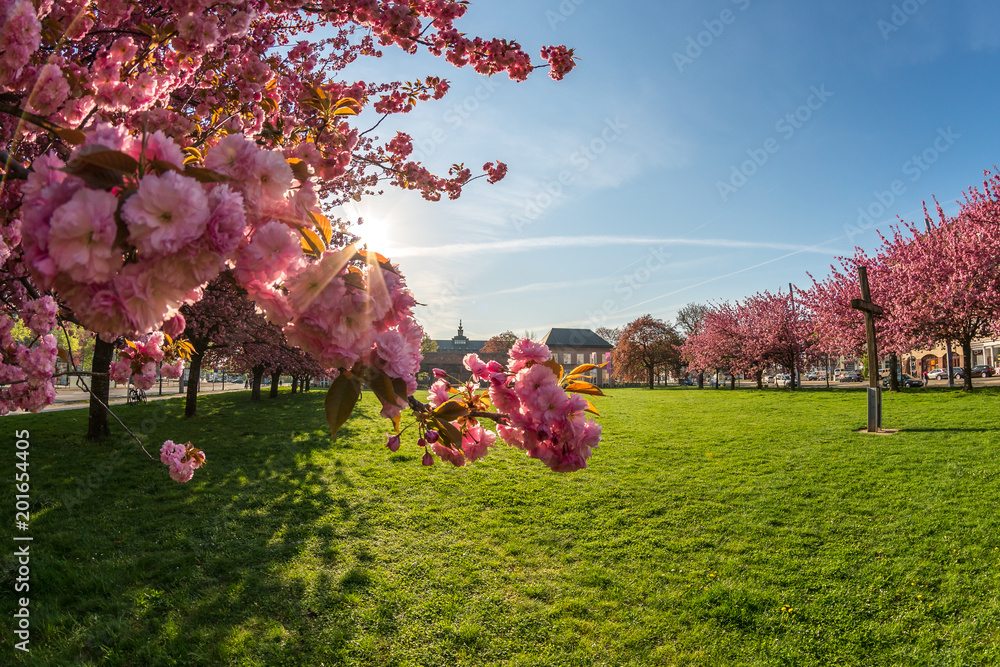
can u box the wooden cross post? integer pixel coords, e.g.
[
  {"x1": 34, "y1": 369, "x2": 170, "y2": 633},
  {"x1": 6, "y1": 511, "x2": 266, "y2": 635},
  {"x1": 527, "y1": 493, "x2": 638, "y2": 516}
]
[{"x1": 850, "y1": 266, "x2": 884, "y2": 432}]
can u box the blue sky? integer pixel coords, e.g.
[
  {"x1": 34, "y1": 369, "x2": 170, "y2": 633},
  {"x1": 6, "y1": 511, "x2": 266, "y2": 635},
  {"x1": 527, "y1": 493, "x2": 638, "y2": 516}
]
[{"x1": 332, "y1": 0, "x2": 1000, "y2": 340}]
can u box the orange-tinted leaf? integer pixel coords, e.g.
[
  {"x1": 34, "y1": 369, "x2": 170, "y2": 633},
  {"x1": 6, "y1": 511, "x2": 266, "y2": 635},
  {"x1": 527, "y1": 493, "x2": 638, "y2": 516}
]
[
  {"x1": 54, "y1": 127, "x2": 85, "y2": 145},
  {"x1": 299, "y1": 228, "x2": 324, "y2": 256},
  {"x1": 584, "y1": 399, "x2": 600, "y2": 416},
  {"x1": 432, "y1": 417, "x2": 464, "y2": 449},
  {"x1": 288, "y1": 158, "x2": 312, "y2": 183},
  {"x1": 69, "y1": 149, "x2": 139, "y2": 174},
  {"x1": 432, "y1": 400, "x2": 469, "y2": 422},
  {"x1": 309, "y1": 211, "x2": 333, "y2": 244},
  {"x1": 147, "y1": 158, "x2": 181, "y2": 174},
  {"x1": 542, "y1": 358, "x2": 564, "y2": 383},
  {"x1": 363, "y1": 369, "x2": 403, "y2": 409},
  {"x1": 569, "y1": 363, "x2": 599, "y2": 376},
  {"x1": 325, "y1": 373, "x2": 362, "y2": 440},
  {"x1": 391, "y1": 377, "x2": 408, "y2": 401},
  {"x1": 565, "y1": 381, "x2": 604, "y2": 397}
]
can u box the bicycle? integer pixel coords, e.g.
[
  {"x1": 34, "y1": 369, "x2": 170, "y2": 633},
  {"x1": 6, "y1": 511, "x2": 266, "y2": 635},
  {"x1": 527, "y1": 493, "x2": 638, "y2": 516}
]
[{"x1": 127, "y1": 385, "x2": 147, "y2": 405}]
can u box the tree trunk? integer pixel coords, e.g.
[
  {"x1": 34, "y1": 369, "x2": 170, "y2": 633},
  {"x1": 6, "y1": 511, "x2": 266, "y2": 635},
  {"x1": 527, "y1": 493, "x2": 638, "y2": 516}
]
[
  {"x1": 87, "y1": 337, "x2": 114, "y2": 439},
  {"x1": 962, "y1": 338, "x2": 974, "y2": 391},
  {"x1": 730, "y1": 375, "x2": 736, "y2": 389},
  {"x1": 697, "y1": 371, "x2": 704, "y2": 389},
  {"x1": 755, "y1": 370, "x2": 763, "y2": 389},
  {"x1": 185, "y1": 350, "x2": 204, "y2": 417},
  {"x1": 251, "y1": 365, "x2": 265, "y2": 400},
  {"x1": 788, "y1": 355, "x2": 797, "y2": 391},
  {"x1": 888, "y1": 354, "x2": 899, "y2": 392},
  {"x1": 291, "y1": 375, "x2": 298, "y2": 394},
  {"x1": 647, "y1": 365, "x2": 655, "y2": 390},
  {"x1": 305, "y1": 376, "x2": 311, "y2": 391},
  {"x1": 269, "y1": 370, "x2": 281, "y2": 398}
]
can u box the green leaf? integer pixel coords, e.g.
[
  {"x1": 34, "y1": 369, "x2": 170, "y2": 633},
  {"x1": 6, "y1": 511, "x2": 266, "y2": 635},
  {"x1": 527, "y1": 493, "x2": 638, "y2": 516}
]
[{"x1": 324, "y1": 373, "x2": 361, "y2": 440}]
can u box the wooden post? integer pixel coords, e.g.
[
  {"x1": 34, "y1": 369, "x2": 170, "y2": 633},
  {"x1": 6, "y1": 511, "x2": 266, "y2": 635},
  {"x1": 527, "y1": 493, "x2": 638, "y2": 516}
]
[{"x1": 850, "y1": 266, "x2": 885, "y2": 432}]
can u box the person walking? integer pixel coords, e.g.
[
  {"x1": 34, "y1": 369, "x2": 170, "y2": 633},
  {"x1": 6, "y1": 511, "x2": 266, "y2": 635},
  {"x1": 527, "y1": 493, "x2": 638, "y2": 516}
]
[{"x1": 922, "y1": 369, "x2": 929, "y2": 386}]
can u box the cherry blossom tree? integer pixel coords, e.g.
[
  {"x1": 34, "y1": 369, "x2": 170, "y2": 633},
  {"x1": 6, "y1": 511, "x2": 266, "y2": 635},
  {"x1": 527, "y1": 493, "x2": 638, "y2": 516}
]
[
  {"x1": 877, "y1": 195, "x2": 1000, "y2": 391},
  {"x1": 0, "y1": 0, "x2": 606, "y2": 481},
  {"x1": 680, "y1": 303, "x2": 742, "y2": 389},
  {"x1": 178, "y1": 273, "x2": 270, "y2": 415}
]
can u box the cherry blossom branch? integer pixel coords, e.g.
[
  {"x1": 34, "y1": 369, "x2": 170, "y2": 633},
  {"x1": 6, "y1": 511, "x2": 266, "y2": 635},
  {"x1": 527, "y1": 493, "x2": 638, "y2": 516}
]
[
  {"x1": 0, "y1": 148, "x2": 28, "y2": 179},
  {"x1": 74, "y1": 374, "x2": 155, "y2": 460}
]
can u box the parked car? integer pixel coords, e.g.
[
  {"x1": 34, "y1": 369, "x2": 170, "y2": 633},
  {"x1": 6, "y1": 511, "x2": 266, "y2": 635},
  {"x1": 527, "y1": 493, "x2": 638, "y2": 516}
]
[
  {"x1": 678, "y1": 377, "x2": 694, "y2": 386},
  {"x1": 839, "y1": 371, "x2": 864, "y2": 382},
  {"x1": 881, "y1": 373, "x2": 923, "y2": 388},
  {"x1": 926, "y1": 368, "x2": 949, "y2": 380},
  {"x1": 763, "y1": 373, "x2": 775, "y2": 385},
  {"x1": 806, "y1": 371, "x2": 826, "y2": 381},
  {"x1": 774, "y1": 373, "x2": 792, "y2": 387},
  {"x1": 970, "y1": 365, "x2": 994, "y2": 378}
]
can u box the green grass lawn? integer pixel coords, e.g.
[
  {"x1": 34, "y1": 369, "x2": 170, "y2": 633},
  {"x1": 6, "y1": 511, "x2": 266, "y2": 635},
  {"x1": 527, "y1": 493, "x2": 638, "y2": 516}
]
[{"x1": 3, "y1": 386, "x2": 1000, "y2": 665}]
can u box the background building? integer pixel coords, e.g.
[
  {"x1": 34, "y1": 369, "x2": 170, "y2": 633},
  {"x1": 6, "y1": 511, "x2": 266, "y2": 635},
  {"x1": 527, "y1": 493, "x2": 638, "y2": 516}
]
[{"x1": 541, "y1": 328, "x2": 614, "y2": 387}]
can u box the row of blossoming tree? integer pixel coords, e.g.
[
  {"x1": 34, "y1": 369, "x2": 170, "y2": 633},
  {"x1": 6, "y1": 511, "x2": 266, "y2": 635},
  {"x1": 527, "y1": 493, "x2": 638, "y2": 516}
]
[
  {"x1": 0, "y1": 0, "x2": 606, "y2": 482},
  {"x1": 679, "y1": 173, "x2": 1000, "y2": 392}
]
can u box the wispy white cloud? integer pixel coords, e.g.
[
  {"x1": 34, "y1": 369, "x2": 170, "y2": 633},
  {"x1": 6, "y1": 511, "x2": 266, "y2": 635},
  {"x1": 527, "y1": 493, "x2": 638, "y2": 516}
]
[{"x1": 390, "y1": 235, "x2": 838, "y2": 258}]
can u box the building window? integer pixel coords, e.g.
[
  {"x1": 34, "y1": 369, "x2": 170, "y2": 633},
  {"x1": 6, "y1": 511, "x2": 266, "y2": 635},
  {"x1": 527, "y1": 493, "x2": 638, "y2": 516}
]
[
  {"x1": 563, "y1": 353, "x2": 572, "y2": 364},
  {"x1": 590, "y1": 352, "x2": 597, "y2": 364},
  {"x1": 576, "y1": 353, "x2": 584, "y2": 364}
]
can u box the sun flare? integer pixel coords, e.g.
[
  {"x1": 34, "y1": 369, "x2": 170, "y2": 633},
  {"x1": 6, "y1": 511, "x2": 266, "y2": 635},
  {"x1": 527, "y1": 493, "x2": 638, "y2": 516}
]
[{"x1": 352, "y1": 214, "x2": 395, "y2": 257}]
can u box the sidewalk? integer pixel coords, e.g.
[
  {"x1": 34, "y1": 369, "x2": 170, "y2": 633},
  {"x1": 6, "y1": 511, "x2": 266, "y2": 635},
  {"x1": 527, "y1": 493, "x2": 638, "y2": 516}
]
[{"x1": 25, "y1": 378, "x2": 254, "y2": 414}]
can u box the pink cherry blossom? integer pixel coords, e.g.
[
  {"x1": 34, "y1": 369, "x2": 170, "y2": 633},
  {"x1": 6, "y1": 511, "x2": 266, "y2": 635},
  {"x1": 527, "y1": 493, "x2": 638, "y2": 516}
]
[{"x1": 122, "y1": 171, "x2": 210, "y2": 257}]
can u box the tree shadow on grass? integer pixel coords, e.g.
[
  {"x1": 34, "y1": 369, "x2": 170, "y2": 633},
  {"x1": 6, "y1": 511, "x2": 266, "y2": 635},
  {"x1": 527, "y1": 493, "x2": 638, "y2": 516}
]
[
  {"x1": 898, "y1": 427, "x2": 1000, "y2": 434},
  {"x1": 13, "y1": 390, "x2": 392, "y2": 666}
]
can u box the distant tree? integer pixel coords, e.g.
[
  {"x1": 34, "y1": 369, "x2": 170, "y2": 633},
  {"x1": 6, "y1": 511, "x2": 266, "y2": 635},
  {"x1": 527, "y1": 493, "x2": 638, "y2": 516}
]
[
  {"x1": 480, "y1": 330, "x2": 518, "y2": 354},
  {"x1": 613, "y1": 315, "x2": 683, "y2": 390},
  {"x1": 420, "y1": 333, "x2": 438, "y2": 354},
  {"x1": 675, "y1": 303, "x2": 709, "y2": 339},
  {"x1": 595, "y1": 326, "x2": 620, "y2": 346},
  {"x1": 675, "y1": 302, "x2": 709, "y2": 386}
]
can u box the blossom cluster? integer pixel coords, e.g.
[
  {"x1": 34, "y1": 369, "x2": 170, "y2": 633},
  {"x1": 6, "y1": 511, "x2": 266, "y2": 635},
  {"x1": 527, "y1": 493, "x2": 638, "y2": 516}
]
[
  {"x1": 415, "y1": 339, "x2": 602, "y2": 472},
  {"x1": 159, "y1": 440, "x2": 206, "y2": 483},
  {"x1": 0, "y1": 296, "x2": 58, "y2": 415},
  {"x1": 109, "y1": 332, "x2": 185, "y2": 391},
  {"x1": 20, "y1": 126, "x2": 247, "y2": 337},
  {"x1": 276, "y1": 250, "x2": 424, "y2": 420}
]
